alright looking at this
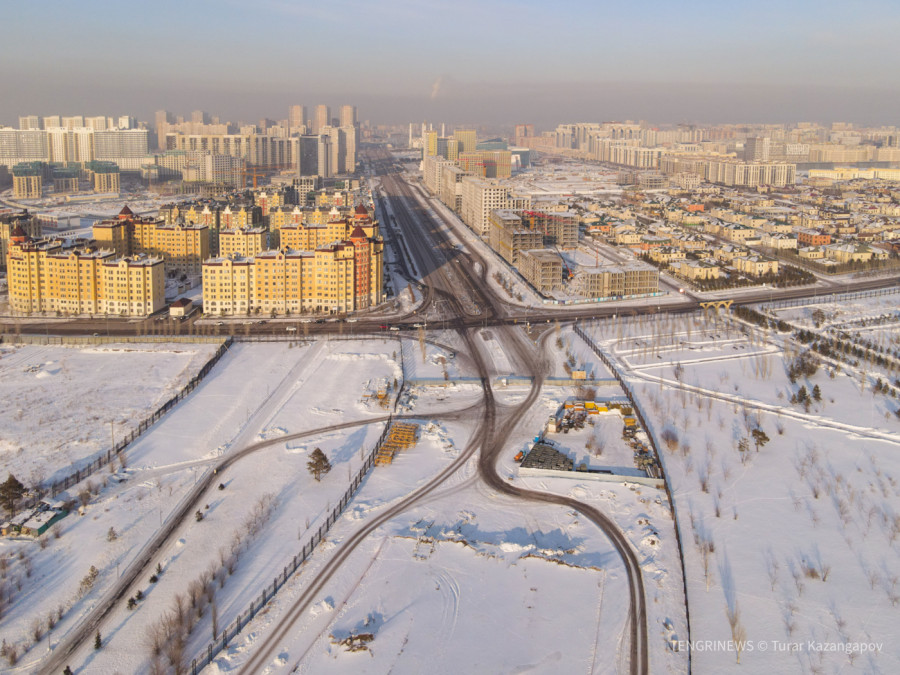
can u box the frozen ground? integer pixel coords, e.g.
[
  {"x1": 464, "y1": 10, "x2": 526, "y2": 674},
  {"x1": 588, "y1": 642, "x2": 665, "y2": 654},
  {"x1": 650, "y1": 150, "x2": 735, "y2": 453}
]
[
  {"x1": 211, "y1": 410, "x2": 642, "y2": 675},
  {"x1": 0, "y1": 341, "x2": 220, "y2": 483},
  {"x1": 499, "y1": 382, "x2": 688, "y2": 675},
  {"x1": 0, "y1": 329, "x2": 683, "y2": 675},
  {"x1": 584, "y1": 306, "x2": 900, "y2": 673}
]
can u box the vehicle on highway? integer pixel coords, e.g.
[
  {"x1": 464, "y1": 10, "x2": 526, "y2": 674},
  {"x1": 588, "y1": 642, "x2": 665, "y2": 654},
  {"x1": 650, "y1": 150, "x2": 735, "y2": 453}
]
[
  {"x1": 389, "y1": 326, "x2": 400, "y2": 331},
  {"x1": 346, "y1": 318, "x2": 358, "y2": 323},
  {"x1": 300, "y1": 318, "x2": 312, "y2": 323},
  {"x1": 286, "y1": 326, "x2": 297, "y2": 332},
  {"x1": 215, "y1": 321, "x2": 224, "y2": 326},
  {"x1": 314, "y1": 318, "x2": 325, "y2": 323}
]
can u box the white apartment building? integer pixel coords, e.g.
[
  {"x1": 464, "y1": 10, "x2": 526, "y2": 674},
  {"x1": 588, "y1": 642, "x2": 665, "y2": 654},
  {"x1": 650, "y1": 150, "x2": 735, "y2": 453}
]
[{"x1": 459, "y1": 176, "x2": 532, "y2": 236}]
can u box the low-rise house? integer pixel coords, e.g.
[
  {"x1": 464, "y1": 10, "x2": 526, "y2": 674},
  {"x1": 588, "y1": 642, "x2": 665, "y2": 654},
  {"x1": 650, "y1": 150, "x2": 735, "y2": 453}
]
[{"x1": 733, "y1": 254, "x2": 779, "y2": 276}]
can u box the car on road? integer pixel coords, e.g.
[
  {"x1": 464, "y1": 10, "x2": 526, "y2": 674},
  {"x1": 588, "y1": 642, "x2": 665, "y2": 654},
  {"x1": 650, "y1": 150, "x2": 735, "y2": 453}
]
[
  {"x1": 346, "y1": 318, "x2": 358, "y2": 323},
  {"x1": 389, "y1": 326, "x2": 400, "y2": 331},
  {"x1": 300, "y1": 318, "x2": 312, "y2": 323},
  {"x1": 314, "y1": 318, "x2": 325, "y2": 323},
  {"x1": 215, "y1": 321, "x2": 225, "y2": 326},
  {"x1": 285, "y1": 326, "x2": 297, "y2": 332}
]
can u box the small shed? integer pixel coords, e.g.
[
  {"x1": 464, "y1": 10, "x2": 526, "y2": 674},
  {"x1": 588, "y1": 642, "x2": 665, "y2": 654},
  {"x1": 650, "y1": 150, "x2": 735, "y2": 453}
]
[
  {"x1": 20, "y1": 508, "x2": 68, "y2": 537},
  {"x1": 170, "y1": 298, "x2": 193, "y2": 317}
]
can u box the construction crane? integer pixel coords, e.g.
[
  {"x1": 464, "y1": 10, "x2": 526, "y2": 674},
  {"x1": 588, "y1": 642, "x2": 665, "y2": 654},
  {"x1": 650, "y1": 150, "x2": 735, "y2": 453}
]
[{"x1": 240, "y1": 164, "x2": 296, "y2": 189}]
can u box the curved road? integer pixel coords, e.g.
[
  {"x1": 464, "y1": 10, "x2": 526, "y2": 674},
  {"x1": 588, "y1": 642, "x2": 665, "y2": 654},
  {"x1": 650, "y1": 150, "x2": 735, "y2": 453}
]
[{"x1": 36, "y1": 404, "x2": 479, "y2": 675}]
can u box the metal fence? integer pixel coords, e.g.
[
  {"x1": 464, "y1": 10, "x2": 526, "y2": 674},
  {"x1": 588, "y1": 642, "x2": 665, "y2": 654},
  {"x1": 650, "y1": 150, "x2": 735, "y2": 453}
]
[
  {"x1": 0, "y1": 333, "x2": 226, "y2": 346},
  {"x1": 574, "y1": 322, "x2": 692, "y2": 673},
  {"x1": 189, "y1": 416, "x2": 394, "y2": 675},
  {"x1": 42, "y1": 338, "x2": 232, "y2": 499},
  {"x1": 760, "y1": 285, "x2": 900, "y2": 310}
]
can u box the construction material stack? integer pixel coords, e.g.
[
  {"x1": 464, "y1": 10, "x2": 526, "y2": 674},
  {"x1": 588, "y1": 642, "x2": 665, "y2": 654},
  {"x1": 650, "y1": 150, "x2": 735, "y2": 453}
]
[{"x1": 374, "y1": 422, "x2": 420, "y2": 465}]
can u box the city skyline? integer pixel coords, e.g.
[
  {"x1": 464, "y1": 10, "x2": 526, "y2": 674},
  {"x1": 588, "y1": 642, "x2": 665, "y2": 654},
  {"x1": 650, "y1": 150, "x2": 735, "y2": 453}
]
[{"x1": 4, "y1": 0, "x2": 900, "y2": 126}]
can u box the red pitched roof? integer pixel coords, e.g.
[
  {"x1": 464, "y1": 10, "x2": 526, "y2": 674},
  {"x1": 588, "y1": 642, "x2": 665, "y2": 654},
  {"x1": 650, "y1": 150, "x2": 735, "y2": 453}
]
[
  {"x1": 118, "y1": 205, "x2": 135, "y2": 217},
  {"x1": 354, "y1": 204, "x2": 368, "y2": 215},
  {"x1": 349, "y1": 225, "x2": 367, "y2": 240}
]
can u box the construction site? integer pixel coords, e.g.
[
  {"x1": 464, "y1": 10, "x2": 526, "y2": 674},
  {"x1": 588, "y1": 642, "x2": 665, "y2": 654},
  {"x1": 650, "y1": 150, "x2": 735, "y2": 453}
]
[{"x1": 515, "y1": 398, "x2": 661, "y2": 482}]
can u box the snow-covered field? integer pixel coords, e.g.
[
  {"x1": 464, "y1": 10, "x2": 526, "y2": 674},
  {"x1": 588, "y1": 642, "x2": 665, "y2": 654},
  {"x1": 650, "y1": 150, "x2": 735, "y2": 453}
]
[
  {"x1": 0, "y1": 330, "x2": 684, "y2": 675},
  {"x1": 14, "y1": 297, "x2": 895, "y2": 674},
  {"x1": 0, "y1": 341, "x2": 220, "y2": 483},
  {"x1": 584, "y1": 305, "x2": 900, "y2": 673}
]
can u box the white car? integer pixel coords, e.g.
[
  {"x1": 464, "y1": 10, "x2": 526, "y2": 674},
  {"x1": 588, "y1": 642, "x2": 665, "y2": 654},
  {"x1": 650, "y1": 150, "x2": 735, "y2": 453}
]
[{"x1": 286, "y1": 326, "x2": 297, "y2": 332}]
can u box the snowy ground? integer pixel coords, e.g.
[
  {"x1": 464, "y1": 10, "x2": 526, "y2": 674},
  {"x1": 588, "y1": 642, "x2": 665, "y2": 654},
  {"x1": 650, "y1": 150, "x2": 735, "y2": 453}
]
[
  {"x1": 500, "y1": 382, "x2": 688, "y2": 675},
  {"x1": 584, "y1": 307, "x2": 900, "y2": 673},
  {"x1": 0, "y1": 340, "x2": 409, "y2": 671},
  {"x1": 0, "y1": 341, "x2": 220, "y2": 483},
  {"x1": 211, "y1": 411, "x2": 641, "y2": 675}
]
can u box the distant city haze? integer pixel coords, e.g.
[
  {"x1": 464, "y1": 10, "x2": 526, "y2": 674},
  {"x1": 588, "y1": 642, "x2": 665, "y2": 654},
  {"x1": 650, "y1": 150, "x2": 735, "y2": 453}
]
[{"x1": 4, "y1": 0, "x2": 900, "y2": 127}]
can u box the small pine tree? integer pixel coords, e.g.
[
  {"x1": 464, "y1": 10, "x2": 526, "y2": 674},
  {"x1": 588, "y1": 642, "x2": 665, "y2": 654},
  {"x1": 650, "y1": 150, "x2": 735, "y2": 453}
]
[
  {"x1": 195, "y1": 510, "x2": 204, "y2": 522},
  {"x1": 751, "y1": 427, "x2": 770, "y2": 452},
  {"x1": 94, "y1": 631, "x2": 102, "y2": 650},
  {"x1": 307, "y1": 448, "x2": 332, "y2": 482},
  {"x1": 812, "y1": 384, "x2": 821, "y2": 402},
  {"x1": 63, "y1": 667, "x2": 74, "y2": 675},
  {"x1": 0, "y1": 473, "x2": 26, "y2": 515}
]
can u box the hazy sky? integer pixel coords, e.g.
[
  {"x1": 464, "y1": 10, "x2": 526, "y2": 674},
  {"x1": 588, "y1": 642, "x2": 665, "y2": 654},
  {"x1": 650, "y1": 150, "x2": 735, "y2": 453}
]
[{"x1": 4, "y1": 0, "x2": 900, "y2": 128}]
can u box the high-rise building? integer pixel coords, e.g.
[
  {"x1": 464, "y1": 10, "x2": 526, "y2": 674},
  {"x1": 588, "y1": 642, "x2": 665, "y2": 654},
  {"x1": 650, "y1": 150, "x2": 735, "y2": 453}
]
[
  {"x1": 459, "y1": 176, "x2": 532, "y2": 236},
  {"x1": 743, "y1": 136, "x2": 771, "y2": 162},
  {"x1": 43, "y1": 116, "x2": 61, "y2": 129},
  {"x1": 155, "y1": 110, "x2": 175, "y2": 150},
  {"x1": 289, "y1": 105, "x2": 307, "y2": 135},
  {"x1": 314, "y1": 105, "x2": 331, "y2": 135},
  {"x1": 453, "y1": 129, "x2": 477, "y2": 154},
  {"x1": 317, "y1": 133, "x2": 333, "y2": 178},
  {"x1": 299, "y1": 135, "x2": 319, "y2": 176},
  {"x1": 339, "y1": 105, "x2": 357, "y2": 128},
  {"x1": 85, "y1": 116, "x2": 109, "y2": 131},
  {"x1": 12, "y1": 162, "x2": 43, "y2": 199},
  {"x1": 514, "y1": 124, "x2": 534, "y2": 144},
  {"x1": 342, "y1": 125, "x2": 357, "y2": 173},
  {"x1": 192, "y1": 110, "x2": 211, "y2": 125},
  {"x1": 423, "y1": 130, "x2": 438, "y2": 157},
  {"x1": 0, "y1": 129, "x2": 49, "y2": 168},
  {"x1": 85, "y1": 161, "x2": 120, "y2": 193},
  {"x1": 18, "y1": 116, "x2": 41, "y2": 130},
  {"x1": 93, "y1": 129, "x2": 150, "y2": 170}
]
